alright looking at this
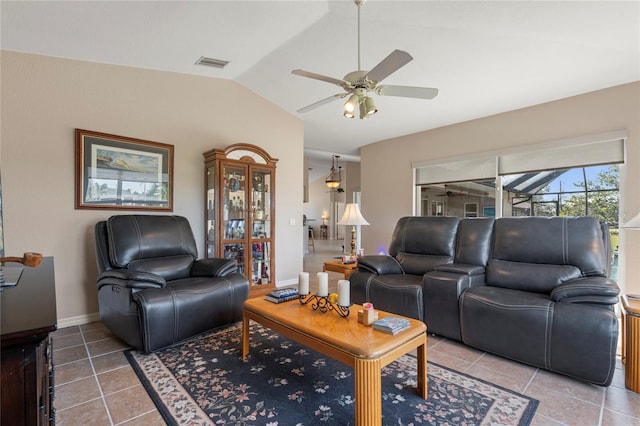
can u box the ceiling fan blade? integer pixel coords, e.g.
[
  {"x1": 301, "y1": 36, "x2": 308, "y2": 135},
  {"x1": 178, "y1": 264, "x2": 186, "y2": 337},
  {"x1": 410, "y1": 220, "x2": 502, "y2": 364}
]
[
  {"x1": 365, "y1": 49, "x2": 413, "y2": 83},
  {"x1": 292, "y1": 69, "x2": 348, "y2": 87},
  {"x1": 376, "y1": 85, "x2": 439, "y2": 99},
  {"x1": 297, "y1": 93, "x2": 347, "y2": 113}
]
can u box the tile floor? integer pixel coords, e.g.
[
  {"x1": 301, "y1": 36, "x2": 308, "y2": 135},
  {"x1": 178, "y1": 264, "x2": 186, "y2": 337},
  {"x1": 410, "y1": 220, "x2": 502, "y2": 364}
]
[{"x1": 52, "y1": 239, "x2": 640, "y2": 425}]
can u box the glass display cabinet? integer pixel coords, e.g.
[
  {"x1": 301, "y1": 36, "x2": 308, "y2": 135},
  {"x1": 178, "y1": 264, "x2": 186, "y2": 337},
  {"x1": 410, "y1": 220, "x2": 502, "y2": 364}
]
[{"x1": 203, "y1": 144, "x2": 277, "y2": 296}]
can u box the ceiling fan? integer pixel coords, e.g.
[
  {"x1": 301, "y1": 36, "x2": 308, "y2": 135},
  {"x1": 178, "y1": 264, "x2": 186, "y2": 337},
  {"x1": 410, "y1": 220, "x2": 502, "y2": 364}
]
[{"x1": 292, "y1": 0, "x2": 438, "y2": 119}]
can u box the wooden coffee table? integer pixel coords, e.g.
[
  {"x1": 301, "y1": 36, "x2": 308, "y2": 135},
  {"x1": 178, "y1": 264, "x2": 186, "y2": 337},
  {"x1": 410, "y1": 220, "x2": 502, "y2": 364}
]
[
  {"x1": 242, "y1": 297, "x2": 427, "y2": 426},
  {"x1": 323, "y1": 259, "x2": 358, "y2": 279}
]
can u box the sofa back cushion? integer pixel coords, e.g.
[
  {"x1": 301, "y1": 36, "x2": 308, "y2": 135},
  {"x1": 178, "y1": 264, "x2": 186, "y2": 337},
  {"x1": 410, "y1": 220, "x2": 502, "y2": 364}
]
[
  {"x1": 487, "y1": 216, "x2": 608, "y2": 293},
  {"x1": 107, "y1": 215, "x2": 197, "y2": 280},
  {"x1": 389, "y1": 216, "x2": 459, "y2": 275},
  {"x1": 455, "y1": 218, "x2": 494, "y2": 266}
]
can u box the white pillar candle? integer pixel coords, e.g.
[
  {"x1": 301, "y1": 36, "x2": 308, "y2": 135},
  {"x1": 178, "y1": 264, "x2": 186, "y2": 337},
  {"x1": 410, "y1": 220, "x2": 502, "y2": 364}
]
[
  {"x1": 337, "y1": 280, "x2": 350, "y2": 306},
  {"x1": 298, "y1": 272, "x2": 309, "y2": 295},
  {"x1": 317, "y1": 272, "x2": 329, "y2": 296}
]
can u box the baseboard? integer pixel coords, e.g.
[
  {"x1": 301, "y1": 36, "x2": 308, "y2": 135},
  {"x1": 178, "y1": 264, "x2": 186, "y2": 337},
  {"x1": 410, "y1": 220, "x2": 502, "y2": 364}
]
[{"x1": 57, "y1": 312, "x2": 100, "y2": 329}]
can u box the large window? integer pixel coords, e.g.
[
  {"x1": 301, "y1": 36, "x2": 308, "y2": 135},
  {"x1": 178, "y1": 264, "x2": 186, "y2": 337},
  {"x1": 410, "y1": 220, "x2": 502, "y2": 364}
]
[{"x1": 414, "y1": 133, "x2": 625, "y2": 282}]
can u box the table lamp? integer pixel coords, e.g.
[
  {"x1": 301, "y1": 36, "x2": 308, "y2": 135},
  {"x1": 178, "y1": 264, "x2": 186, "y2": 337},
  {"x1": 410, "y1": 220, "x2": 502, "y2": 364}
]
[{"x1": 337, "y1": 203, "x2": 369, "y2": 258}]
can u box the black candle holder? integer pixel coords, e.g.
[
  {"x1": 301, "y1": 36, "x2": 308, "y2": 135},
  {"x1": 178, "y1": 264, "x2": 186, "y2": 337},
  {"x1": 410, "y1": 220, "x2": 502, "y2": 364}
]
[{"x1": 298, "y1": 293, "x2": 350, "y2": 318}]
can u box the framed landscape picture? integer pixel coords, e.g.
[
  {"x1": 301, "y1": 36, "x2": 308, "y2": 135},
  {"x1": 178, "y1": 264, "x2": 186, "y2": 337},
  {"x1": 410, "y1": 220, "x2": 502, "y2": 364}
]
[{"x1": 75, "y1": 129, "x2": 174, "y2": 211}]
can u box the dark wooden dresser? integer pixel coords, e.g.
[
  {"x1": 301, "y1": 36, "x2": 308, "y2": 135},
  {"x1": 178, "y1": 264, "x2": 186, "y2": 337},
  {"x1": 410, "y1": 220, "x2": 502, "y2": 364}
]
[{"x1": 1, "y1": 257, "x2": 56, "y2": 425}]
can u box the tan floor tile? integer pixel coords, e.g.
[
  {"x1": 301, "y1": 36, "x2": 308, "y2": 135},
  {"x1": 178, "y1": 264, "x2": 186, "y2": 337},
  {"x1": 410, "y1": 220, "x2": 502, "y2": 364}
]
[
  {"x1": 465, "y1": 364, "x2": 532, "y2": 394},
  {"x1": 81, "y1": 321, "x2": 109, "y2": 332},
  {"x1": 54, "y1": 376, "x2": 102, "y2": 411},
  {"x1": 52, "y1": 332, "x2": 85, "y2": 350},
  {"x1": 530, "y1": 368, "x2": 605, "y2": 405},
  {"x1": 120, "y1": 409, "x2": 165, "y2": 425},
  {"x1": 427, "y1": 348, "x2": 474, "y2": 372},
  {"x1": 98, "y1": 365, "x2": 141, "y2": 395},
  {"x1": 428, "y1": 339, "x2": 484, "y2": 365},
  {"x1": 83, "y1": 327, "x2": 115, "y2": 343},
  {"x1": 426, "y1": 333, "x2": 445, "y2": 348},
  {"x1": 52, "y1": 326, "x2": 81, "y2": 337},
  {"x1": 55, "y1": 398, "x2": 110, "y2": 426},
  {"x1": 87, "y1": 337, "x2": 130, "y2": 357},
  {"x1": 609, "y1": 367, "x2": 627, "y2": 390},
  {"x1": 55, "y1": 359, "x2": 94, "y2": 385},
  {"x1": 602, "y1": 408, "x2": 640, "y2": 425},
  {"x1": 104, "y1": 384, "x2": 157, "y2": 424},
  {"x1": 605, "y1": 383, "x2": 640, "y2": 418},
  {"x1": 473, "y1": 352, "x2": 537, "y2": 379},
  {"x1": 525, "y1": 382, "x2": 601, "y2": 425},
  {"x1": 530, "y1": 413, "x2": 565, "y2": 425},
  {"x1": 92, "y1": 350, "x2": 129, "y2": 374},
  {"x1": 54, "y1": 344, "x2": 89, "y2": 366}
]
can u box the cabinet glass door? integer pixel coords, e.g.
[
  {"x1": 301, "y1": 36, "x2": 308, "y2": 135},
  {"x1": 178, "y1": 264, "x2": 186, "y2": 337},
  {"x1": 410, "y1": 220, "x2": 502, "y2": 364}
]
[
  {"x1": 222, "y1": 164, "x2": 247, "y2": 273},
  {"x1": 206, "y1": 166, "x2": 216, "y2": 258},
  {"x1": 249, "y1": 168, "x2": 272, "y2": 285}
]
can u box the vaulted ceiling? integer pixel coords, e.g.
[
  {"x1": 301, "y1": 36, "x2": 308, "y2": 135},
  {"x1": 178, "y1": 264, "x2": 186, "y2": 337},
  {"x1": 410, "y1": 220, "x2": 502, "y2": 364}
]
[{"x1": 2, "y1": 1, "x2": 639, "y2": 169}]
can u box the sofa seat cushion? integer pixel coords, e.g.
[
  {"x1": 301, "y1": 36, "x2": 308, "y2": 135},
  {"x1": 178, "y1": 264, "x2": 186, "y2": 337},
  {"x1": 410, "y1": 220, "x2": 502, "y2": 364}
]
[
  {"x1": 367, "y1": 274, "x2": 424, "y2": 321},
  {"x1": 460, "y1": 286, "x2": 553, "y2": 368}
]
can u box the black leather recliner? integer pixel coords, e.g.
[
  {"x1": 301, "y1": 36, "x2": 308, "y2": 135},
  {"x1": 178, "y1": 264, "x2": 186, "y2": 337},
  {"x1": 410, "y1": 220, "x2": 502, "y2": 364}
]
[{"x1": 95, "y1": 215, "x2": 249, "y2": 352}]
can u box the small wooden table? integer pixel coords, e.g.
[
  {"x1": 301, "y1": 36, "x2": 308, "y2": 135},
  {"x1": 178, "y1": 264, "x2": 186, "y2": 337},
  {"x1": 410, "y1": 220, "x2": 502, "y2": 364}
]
[
  {"x1": 621, "y1": 295, "x2": 640, "y2": 393},
  {"x1": 323, "y1": 259, "x2": 358, "y2": 279},
  {"x1": 242, "y1": 297, "x2": 427, "y2": 426}
]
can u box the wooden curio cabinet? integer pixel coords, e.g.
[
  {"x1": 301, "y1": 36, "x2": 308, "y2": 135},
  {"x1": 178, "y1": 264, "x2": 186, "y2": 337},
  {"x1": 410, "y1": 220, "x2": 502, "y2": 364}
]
[{"x1": 204, "y1": 144, "x2": 277, "y2": 297}]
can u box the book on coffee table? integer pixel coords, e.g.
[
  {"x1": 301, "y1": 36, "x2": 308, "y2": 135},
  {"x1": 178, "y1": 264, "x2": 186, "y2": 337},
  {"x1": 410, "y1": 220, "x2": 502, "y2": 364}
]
[
  {"x1": 265, "y1": 287, "x2": 299, "y2": 303},
  {"x1": 265, "y1": 294, "x2": 299, "y2": 304},
  {"x1": 372, "y1": 316, "x2": 411, "y2": 335}
]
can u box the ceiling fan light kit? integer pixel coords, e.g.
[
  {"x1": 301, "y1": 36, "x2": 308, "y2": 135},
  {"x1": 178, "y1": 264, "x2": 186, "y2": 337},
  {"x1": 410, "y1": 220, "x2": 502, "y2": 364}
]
[{"x1": 292, "y1": 0, "x2": 438, "y2": 119}]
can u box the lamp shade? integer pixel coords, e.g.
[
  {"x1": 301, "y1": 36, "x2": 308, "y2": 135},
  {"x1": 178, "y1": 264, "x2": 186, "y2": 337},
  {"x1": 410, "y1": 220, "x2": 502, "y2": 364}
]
[{"x1": 338, "y1": 203, "x2": 370, "y2": 226}]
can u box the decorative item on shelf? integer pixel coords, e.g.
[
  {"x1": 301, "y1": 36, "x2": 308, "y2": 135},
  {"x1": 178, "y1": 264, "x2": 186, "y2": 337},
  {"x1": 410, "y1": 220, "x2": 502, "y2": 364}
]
[
  {"x1": 337, "y1": 203, "x2": 370, "y2": 258},
  {"x1": 297, "y1": 272, "x2": 350, "y2": 317}
]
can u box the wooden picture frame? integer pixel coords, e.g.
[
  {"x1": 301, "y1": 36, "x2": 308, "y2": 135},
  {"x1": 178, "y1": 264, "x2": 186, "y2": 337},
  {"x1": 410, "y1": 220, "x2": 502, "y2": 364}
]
[{"x1": 75, "y1": 129, "x2": 174, "y2": 211}]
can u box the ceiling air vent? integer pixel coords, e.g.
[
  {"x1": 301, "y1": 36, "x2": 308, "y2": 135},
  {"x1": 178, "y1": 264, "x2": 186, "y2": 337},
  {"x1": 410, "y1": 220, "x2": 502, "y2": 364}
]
[{"x1": 195, "y1": 56, "x2": 229, "y2": 69}]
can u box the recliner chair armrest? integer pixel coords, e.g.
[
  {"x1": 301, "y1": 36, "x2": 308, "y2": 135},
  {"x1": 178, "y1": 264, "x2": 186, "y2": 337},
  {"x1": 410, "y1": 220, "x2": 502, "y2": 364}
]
[
  {"x1": 191, "y1": 258, "x2": 237, "y2": 277},
  {"x1": 550, "y1": 276, "x2": 620, "y2": 305},
  {"x1": 356, "y1": 255, "x2": 404, "y2": 275},
  {"x1": 97, "y1": 270, "x2": 166, "y2": 289},
  {"x1": 435, "y1": 263, "x2": 485, "y2": 276}
]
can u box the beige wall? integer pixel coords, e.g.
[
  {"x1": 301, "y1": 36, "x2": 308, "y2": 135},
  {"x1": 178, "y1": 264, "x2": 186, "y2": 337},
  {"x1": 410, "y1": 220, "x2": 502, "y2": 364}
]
[
  {"x1": 1, "y1": 51, "x2": 304, "y2": 325},
  {"x1": 361, "y1": 81, "x2": 640, "y2": 293}
]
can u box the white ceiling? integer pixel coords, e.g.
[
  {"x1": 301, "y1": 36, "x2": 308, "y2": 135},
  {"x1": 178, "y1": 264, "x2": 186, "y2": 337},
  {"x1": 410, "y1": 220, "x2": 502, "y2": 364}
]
[{"x1": 2, "y1": 0, "x2": 639, "y2": 170}]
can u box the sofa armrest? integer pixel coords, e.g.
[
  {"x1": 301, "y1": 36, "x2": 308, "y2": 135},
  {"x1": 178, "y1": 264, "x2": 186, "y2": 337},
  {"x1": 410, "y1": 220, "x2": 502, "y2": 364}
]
[
  {"x1": 191, "y1": 258, "x2": 237, "y2": 277},
  {"x1": 550, "y1": 276, "x2": 620, "y2": 305},
  {"x1": 356, "y1": 255, "x2": 404, "y2": 275},
  {"x1": 97, "y1": 270, "x2": 166, "y2": 290},
  {"x1": 435, "y1": 263, "x2": 485, "y2": 276}
]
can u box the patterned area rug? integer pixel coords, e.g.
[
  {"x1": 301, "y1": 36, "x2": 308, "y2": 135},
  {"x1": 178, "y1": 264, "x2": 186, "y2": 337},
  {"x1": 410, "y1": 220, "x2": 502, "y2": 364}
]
[{"x1": 126, "y1": 322, "x2": 538, "y2": 425}]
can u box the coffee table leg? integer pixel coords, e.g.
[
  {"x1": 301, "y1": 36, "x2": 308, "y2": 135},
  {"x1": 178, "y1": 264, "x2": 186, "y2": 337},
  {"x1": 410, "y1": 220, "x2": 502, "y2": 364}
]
[
  {"x1": 354, "y1": 358, "x2": 382, "y2": 426},
  {"x1": 242, "y1": 313, "x2": 250, "y2": 360},
  {"x1": 417, "y1": 339, "x2": 428, "y2": 399}
]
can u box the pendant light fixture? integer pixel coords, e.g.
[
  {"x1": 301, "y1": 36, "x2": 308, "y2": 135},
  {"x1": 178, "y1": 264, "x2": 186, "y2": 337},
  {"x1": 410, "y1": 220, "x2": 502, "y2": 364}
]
[{"x1": 325, "y1": 155, "x2": 342, "y2": 188}]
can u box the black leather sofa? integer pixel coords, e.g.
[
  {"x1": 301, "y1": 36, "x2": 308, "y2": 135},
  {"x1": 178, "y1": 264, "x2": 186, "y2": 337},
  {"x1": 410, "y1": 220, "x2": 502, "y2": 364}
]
[
  {"x1": 95, "y1": 215, "x2": 249, "y2": 352},
  {"x1": 350, "y1": 216, "x2": 620, "y2": 386}
]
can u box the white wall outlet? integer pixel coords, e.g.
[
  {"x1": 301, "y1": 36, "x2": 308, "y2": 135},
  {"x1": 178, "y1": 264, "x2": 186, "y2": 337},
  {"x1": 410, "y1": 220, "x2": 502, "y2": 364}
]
[{"x1": 289, "y1": 218, "x2": 296, "y2": 226}]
